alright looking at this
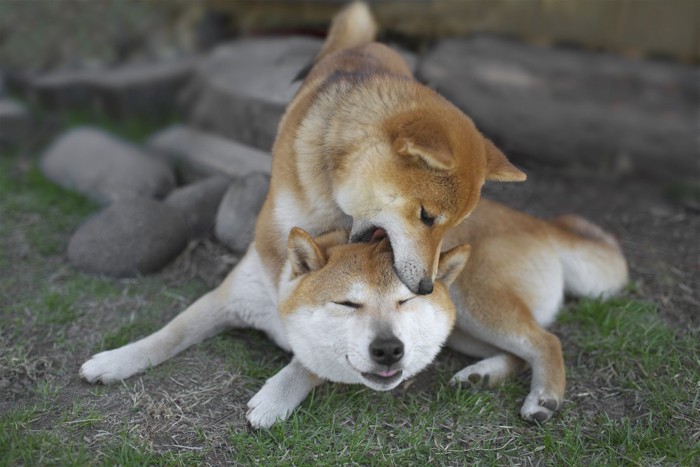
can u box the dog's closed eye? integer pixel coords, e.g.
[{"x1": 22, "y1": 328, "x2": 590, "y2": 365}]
[
  {"x1": 333, "y1": 301, "x2": 363, "y2": 309},
  {"x1": 398, "y1": 296, "x2": 416, "y2": 306}
]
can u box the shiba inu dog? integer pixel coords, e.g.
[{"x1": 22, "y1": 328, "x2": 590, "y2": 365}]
[
  {"x1": 80, "y1": 199, "x2": 627, "y2": 427},
  {"x1": 257, "y1": 1, "x2": 526, "y2": 297}
]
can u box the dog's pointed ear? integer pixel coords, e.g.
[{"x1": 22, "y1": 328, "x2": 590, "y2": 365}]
[
  {"x1": 287, "y1": 227, "x2": 328, "y2": 277},
  {"x1": 392, "y1": 119, "x2": 455, "y2": 170},
  {"x1": 484, "y1": 139, "x2": 526, "y2": 182},
  {"x1": 436, "y1": 244, "x2": 470, "y2": 286}
]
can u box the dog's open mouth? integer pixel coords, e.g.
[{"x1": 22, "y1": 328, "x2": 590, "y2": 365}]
[
  {"x1": 351, "y1": 226, "x2": 387, "y2": 243},
  {"x1": 361, "y1": 369, "x2": 403, "y2": 386}
]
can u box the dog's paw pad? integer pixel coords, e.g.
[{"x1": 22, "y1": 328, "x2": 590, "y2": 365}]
[
  {"x1": 540, "y1": 398, "x2": 559, "y2": 412},
  {"x1": 530, "y1": 410, "x2": 551, "y2": 423},
  {"x1": 521, "y1": 392, "x2": 561, "y2": 424},
  {"x1": 452, "y1": 366, "x2": 494, "y2": 389}
]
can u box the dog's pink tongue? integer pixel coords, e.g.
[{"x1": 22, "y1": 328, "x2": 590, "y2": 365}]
[
  {"x1": 371, "y1": 228, "x2": 387, "y2": 241},
  {"x1": 377, "y1": 369, "x2": 398, "y2": 378}
]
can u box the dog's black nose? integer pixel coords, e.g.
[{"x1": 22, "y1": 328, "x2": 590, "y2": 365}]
[
  {"x1": 417, "y1": 278, "x2": 433, "y2": 295},
  {"x1": 369, "y1": 335, "x2": 404, "y2": 366}
]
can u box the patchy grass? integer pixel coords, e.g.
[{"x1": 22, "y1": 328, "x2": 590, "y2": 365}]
[{"x1": 1, "y1": 115, "x2": 698, "y2": 464}]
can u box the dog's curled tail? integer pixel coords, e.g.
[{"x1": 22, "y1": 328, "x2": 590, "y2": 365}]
[
  {"x1": 549, "y1": 215, "x2": 629, "y2": 299},
  {"x1": 318, "y1": 1, "x2": 377, "y2": 60}
]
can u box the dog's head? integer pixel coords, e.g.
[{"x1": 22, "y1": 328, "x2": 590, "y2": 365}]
[
  {"x1": 335, "y1": 102, "x2": 525, "y2": 295},
  {"x1": 278, "y1": 228, "x2": 470, "y2": 391}
]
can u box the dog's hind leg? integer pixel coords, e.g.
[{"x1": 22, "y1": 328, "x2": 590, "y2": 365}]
[
  {"x1": 80, "y1": 243, "x2": 278, "y2": 384},
  {"x1": 450, "y1": 296, "x2": 565, "y2": 423},
  {"x1": 448, "y1": 329, "x2": 527, "y2": 388}
]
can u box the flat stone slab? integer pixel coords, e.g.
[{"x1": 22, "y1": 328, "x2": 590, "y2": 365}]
[
  {"x1": 185, "y1": 36, "x2": 320, "y2": 151},
  {"x1": 417, "y1": 37, "x2": 699, "y2": 181},
  {"x1": 68, "y1": 197, "x2": 189, "y2": 277},
  {"x1": 165, "y1": 175, "x2": 231, "y2": 239},
  {"x1": 215, "y1": 172, "x2": 270, "y2": 253},
  {"x1": 41, "y1": 126, "x2": 175, "y2": 203},
  {"x1": 0, "y1": 99, "x2": 31, "y2": 149},
  {"x1": 147, "y1": 125, "x2": 271, "y2": 183},
  {"x1": 22, "y1": 57, "x2": 196, "y2": 117},
  {"x1": 185, "y1": 37, "x2": 417, "y2": 151}
]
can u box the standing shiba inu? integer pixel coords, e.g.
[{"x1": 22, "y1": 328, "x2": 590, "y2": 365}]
[
  {"x1": 81, "y1": 199, "x2": 627, "y2": 427},
  {"x1": 256, "y1": 0, "x2": 526, "y2": 297}
]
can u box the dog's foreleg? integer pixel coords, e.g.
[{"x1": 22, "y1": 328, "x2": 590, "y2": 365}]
[
  {"x1": 80, "y1": 285, "x2": 241, "y2": 384},
  {"x1": 246, "y1": 357, "x2": 323, "y2": 429},
  {"x1": 80, "y1": 245, "x2": 271, "y2": 384}
]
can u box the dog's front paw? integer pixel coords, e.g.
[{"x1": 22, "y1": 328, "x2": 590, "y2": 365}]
[
  {"x1": 246, "y1": 383, "x2": 297, "y2": 429},
  {"x1": 245, "y1": 359, "x2": 320, "y2": 429},
  {"x1": 79, "y1": 346, "x2": 146, "y2": 384},
  {"x1": 520, "y1": 390, "x2": 562, "y2": 423},
  {"x1": 450, "y1": 356, "x2": 513, "y2": 389}
]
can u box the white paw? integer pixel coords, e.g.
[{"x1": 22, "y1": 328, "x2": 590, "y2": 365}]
[
  {"x1": 450, "y1": 357, "x2": 512, "y2": 388},
  {"x1": 79, "y1": 346, "x2": 147, "y2": 384},
  {"x1": 520, "y1": 390, "x2": 562, "y2": 423},
  {"x1": 246, "y1": 382, "x2": 298, "y2": 429}
]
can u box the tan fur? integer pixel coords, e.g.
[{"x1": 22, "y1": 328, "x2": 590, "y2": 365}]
[
  {"x1": 255, "y1": 1, "x2": 525, "y2": 294},
  {"x1": 441, "y1": 199, "x2": 628, "y2": 422}
]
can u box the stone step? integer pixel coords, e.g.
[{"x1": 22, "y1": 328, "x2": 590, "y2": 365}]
[
  {"x1": 147, "y1": 125, "x2": 271, "y2": 183},
  {"x1": 41, "y1": 126, "x2": 175, "y2": 203},
  {"x1": 19, "y1": 57, "x2": 197, "y2": 117},
  {"x1": 417, "y1": 36, "x2": 698, "y2": 181},
  {"x1": 184, "y1": 37, "x2": 417, "y2": 151}
]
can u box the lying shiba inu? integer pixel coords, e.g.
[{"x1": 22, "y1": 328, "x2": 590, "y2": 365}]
[{"x1": 81, "y1": 199, "x2": 627, "y2": 427}]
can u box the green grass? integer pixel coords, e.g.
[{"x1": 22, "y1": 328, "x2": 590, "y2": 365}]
[{"x1": 1, "y1": 107, "x2": 697, "y2": 465}]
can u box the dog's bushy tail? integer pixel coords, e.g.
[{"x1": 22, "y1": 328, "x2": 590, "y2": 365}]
[
  {"x1": 318, "y1": 1, "x2": 377, "y2": 60},
  {"x1": 549, "y1": 215, "x2": 629, "y2": 299},
  {"x1": 294, "y1": 2, "x2": 377, "y2": 81}
]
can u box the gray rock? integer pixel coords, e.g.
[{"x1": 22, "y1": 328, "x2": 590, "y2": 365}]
[
  {"x1": 417, "y1": 37, "x2": 699, "y2": 181},
  {"x1": 68, "y1": 197, "x2": 189, "y2": 277},
  {"x1": 165, "y1": 175, "x2": 231, "y2": 239},
  {"x1": 25, "y1": 57, "x2": 196, "y2": 117},
  {"x1": 147, "y1": 125, "x2": 271, "y2": 183},
  {"x1": 41, "y1": 126, "x2": 175, "y2": 203},
  {"x1": 215, "y1": 173, "x2": 269, "y2": 252},
  {"x1": 0, "y1": 99, "x2": 31, "y2": 148},
  {"x1": 185, "y1": 37, "x2": 321, "y2": 150}
]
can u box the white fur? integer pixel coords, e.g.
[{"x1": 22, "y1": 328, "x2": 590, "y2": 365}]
[
  {"x1": 246, "y1": 358, "x2": 322, "y2": 429},
  {"x1": 282, "y1": 280, "x2": 453, "y2": 392}
]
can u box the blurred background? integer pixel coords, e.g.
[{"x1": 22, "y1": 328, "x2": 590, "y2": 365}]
[{"x1": 1, "y1": 0, "x2": 697, "y2": 182}]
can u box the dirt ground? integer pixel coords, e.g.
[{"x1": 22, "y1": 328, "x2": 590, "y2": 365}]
[{"x1": 2, "y1": 144, "x2": 697, "y2": 462}]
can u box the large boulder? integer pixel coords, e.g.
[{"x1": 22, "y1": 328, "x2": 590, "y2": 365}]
[
  {"x1": 417, "y1": 37, "x2": 698, "y2": 181},
  {"x1": 147, "y1": 125, "x2": 271, "y2": 183},
  {"x1": 215, "y1": 173, "x2": 270, "y2": 252},
  {"x1": 41, "y1": 127, "x2": 175, "y2": 203},
  {"x1": 68, "y1": 197, "x2": 189, "y2": 277}
]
